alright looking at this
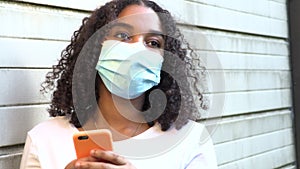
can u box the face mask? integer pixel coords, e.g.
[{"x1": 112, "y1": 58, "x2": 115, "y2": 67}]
[{"x1": 96, "y1": 40, "x2": 164, "y2": 99}]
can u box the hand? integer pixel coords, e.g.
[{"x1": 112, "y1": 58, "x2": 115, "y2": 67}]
[{"x1": 65, "y1": 149, "x2": 137, "y2": 169}]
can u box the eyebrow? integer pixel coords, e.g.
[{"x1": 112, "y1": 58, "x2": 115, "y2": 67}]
[
  {"x1": 111, "y1": 22, "x2": 164, "y2": 36},
  {"x1": 110, "y1": 22, "x2": 134, "y2": 30},
  {"x1": 147, "y1": 30, "x2": 164, "y2": 36}
]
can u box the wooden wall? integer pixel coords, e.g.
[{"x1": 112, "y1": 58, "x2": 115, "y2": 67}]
[{"x1": 0, "y1": 0, "x2": 294, "y2": 168}]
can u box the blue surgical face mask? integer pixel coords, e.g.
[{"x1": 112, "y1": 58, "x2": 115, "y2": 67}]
[{"x1": 96, "y1": 40, "x2": 164, "y2": 99}]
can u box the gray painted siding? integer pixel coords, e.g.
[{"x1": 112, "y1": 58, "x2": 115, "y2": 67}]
[{"x1": 0, "y1": 0, "x2": 294, "y2": 168}]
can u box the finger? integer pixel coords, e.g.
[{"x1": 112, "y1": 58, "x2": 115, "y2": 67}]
[
  {"x1": 65, "y1": 156, "x2": 99, "y2": 169},
  {"x1": 87, "y1": 156, "x2": 99, "y2": 162},
  {"x1": 77, "y1": 156, "x2": 99, "y2": 162},
  {"x1": 90, "y1": 150, "x2": 126, "y2": 165},
  {"x1": 65, "y1": 159, "x2": 77, "y2": 169},
  {"x1": 75, "y1": 161, "x2": 120, "y2": 169}
]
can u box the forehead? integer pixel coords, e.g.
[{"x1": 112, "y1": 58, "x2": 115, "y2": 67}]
[{"x1": 115, "y1": 5, "x2": 163, "y2": 34}]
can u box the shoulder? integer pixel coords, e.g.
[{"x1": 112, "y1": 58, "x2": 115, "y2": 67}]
[
  {"x1": 182, "y1": 120, "x2": 214, "y2": 148},
  {"x1": 23, "y1": 117, "x2": 78, "y2": 168},
  {"x1": 181, "y1": 121, "x2": 218, "y2": 168},
  {"x1": 30, "y1": 116, "x2": 72, "y2": 132},
  {"x1": 187, "y1": 120, "x2": 208, "y2": 140},
  {"x1": 175, "y1": 120, "x2": 206, "y2": 141},
  {"x1": 28, "y1": 116, "x2": 75, "y2": 139},
  {"x1": 185, "y1": 120, "x2": 205, "y2": 132}
]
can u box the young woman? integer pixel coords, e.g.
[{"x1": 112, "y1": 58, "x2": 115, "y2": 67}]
[{"x1": 20, "y1": 0, "x2": 217, "y2": 168}]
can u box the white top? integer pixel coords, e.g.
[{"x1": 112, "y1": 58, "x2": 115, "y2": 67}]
[{"x1": 20, "y1": 117, "x2": 218, "y2": 169}]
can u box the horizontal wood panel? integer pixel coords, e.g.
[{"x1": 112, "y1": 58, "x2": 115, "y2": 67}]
[
  {"x1": 269, "y1": 0, "x2": 287, "y2": 20},
  {"x1": 180, "y1": 1, "x2": 287, "y2": 38},
  {"x1": 271, "y1": 0, "x2": 286, "y2": 4},
  {"x1": 15, "y1": 0, "x2": 109, "y2": 11},
  {"x1": 0, "y1": 152, "x2": 22, "y2": 169},
  {"x1": 207, "y1": 110, "x2": 293, "y2": 144},
  {"x1": 0, "y1": 37, "x2": 290, "y2": 71},
  {"x1": 15, "y1": 0, "x2": 287, "y2": 21},
  {"x1": 200, "y1": 89, "x2": 291, "y2": 118},
  {"x1": 16, "y1": 0, "x2": 287, "y2": 22},
  {"x1": 1, "y1": 69, "x2": 290, "y2": 106},
  {"x1": 0, "y1": 144, "x2": 24, "y2": 155},
  {"x1": 215, "y1": 128, "x2": 294, "y2": 165},
  {"x1": 223, "y1": 89, "x2": 291, "y2": 116},
  {"x1": 0, "y1": 105, "x2": 49, "y2": 147},
  {"x1": 0, "y1": 1, "x2": 289, "y2": 54},
  {"x1": 0, "y1": 1, "x2": 87, "y2": 40},
  {"x1": 186, "y1": 0, "x2": 287, "y2": 20},
  {"x1": 1, "y1": 1, "x2": 288, "y2": 41},
  {"x1": 280, "y1": 165, "x2": 297, "y2": 169},
  {"x1": 199, "y1": 51, "x2": 290, "y2": 70},
  {"x1": 181, "y1": 27, "x2": 289, "y2": 55},
  {"x1": 0, "y1": 37, "x2": 67, "y2": 68},
  {"x1": 218, "y1": 145, "x2": 295, "y2": 168},
  {"x1": 203, "y1": 70, "x2": 291, "y2": 93},
  {"x1": 0, "y1": 69, "x2": 50, "y2": 106}
]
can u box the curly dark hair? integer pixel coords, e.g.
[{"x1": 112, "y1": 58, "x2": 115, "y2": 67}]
[{"x1": 41, "y1": 0, "x2": 205, "y2": 131}]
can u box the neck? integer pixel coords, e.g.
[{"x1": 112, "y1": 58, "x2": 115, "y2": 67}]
[{"x1": 91, "y1": 83, "x2": 148, "y2": 140}]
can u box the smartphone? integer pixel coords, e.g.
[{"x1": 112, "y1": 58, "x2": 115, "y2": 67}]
[{"x1": 73, "y1": 129, "x2": 113, "y2": 159}]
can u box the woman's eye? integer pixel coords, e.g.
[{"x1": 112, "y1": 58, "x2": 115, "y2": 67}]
[
  {"x1": 146, "y1": 40, "x2": 161, "y2": 48},
  {"x1": 114, "y1": 32, "x2": 131, "y2": 41}
]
